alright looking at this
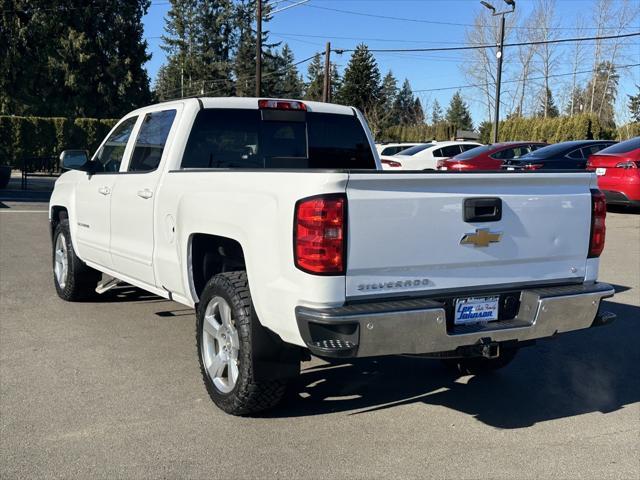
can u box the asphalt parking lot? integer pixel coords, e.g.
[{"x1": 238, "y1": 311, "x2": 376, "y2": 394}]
[{"x1": 1, "y1": 201, "x2": 638, "y2": 479}]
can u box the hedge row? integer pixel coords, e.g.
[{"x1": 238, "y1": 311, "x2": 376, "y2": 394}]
[
  {"x1": 378, "y1": 114, "x2": 624, "y2": 144},
  {"x1": 494, "y1": 114, "x2": 616, "y2": 143},
  {"x1": 617, "y1": 122, "x2": 640, "y2": 140},
  {"x1": 0, "y1": 116, "x2": 117, "y2": 166},
  {"x1": 380, "y1": 123, "x2": 458, "y2": 142}
]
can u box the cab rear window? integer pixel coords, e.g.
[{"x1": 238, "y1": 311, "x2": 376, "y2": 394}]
[{"x1": 181, "y1": 109, "x2": 376, "y2": 169}]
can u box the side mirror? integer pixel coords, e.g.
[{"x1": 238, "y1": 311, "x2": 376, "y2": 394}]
[{"x1": 60, "y1": 150, "x2": 92, "y2": 172}]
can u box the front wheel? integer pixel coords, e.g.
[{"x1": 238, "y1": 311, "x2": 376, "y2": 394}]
[
  {"x1": 442, "y1": 347, "x2": 519, "y2": 376},
  {"x1": 196, "y1": 271, "x2": 287, "y2": 416},
  {"x1": 52, "y1": 219, "x2": 101, "y2": 301}
]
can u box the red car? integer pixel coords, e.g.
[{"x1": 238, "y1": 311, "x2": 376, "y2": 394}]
[
  {"x1": 587, "y1": 137, "x2": 640, "y2": 208},
  {"x1": 437, "y1": 142, "x2": 547, "y2": 171}
]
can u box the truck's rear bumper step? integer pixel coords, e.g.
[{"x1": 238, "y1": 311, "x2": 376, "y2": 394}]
[{"x1": 295, "y1": 282, "x2": 615, "y2": 358}]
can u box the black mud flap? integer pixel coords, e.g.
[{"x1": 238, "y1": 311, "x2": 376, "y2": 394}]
[{"x1": 250, "y1": 306, "x2": 302, "y2": 382}]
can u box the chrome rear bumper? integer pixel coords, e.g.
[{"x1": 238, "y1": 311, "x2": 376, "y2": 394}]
[{"x1": 296, "y1": 282, "x2": 615, "y2": 358}]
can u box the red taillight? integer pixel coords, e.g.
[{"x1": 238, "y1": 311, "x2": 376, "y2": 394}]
[
  {"x1": 589, "y1": 189, "x2": 607, "y2": 258},
  {"x1": 615, "y1": 160, "x2": 639, "y2": 169},
  {"x1": 258, "y1": 99, "x2": 307, "y2": 111},
  {"x1": 524, "y1": 163, "x2": 544, "y2": 170},
  {"x1": 294, "y1": 194, "x2": 346, "y2": 275},
  {"x1": 381, "y1": 159, "x2": 402, "y2": 168}
]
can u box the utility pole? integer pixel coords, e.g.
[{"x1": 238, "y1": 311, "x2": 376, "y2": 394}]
[
  {"x1": 322, "y1": 42, "x2": 331, "y2": 102},
  {"x1": 480, "y1": 0, "x2": 515, "y2": 143},
  {"x1": 255, "y1": 0, "x2": 262, "y2": 97},
  {"x1": 494, "y1": 13, "x2": 505, "y2": 143}
]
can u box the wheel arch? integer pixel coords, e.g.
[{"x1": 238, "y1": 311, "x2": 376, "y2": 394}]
[
  {"x1": 49, "y1": 205, "x2": 69, "y2": 239},
  {"x1": 188, "y1": 233, "x2": 247, "y2": 303}
]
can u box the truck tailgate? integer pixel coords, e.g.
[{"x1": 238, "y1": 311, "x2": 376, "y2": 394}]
[{"x1": 345, "y1": 172, "x2": 593, "y2": 299}]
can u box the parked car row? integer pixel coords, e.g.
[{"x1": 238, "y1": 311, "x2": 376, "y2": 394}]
[
  {"x1": 380, "y1": 140, "x2": 482, "y2": 170},
  {"x1": 375, "y1": 137, "x2": 640, "y2": 208}
]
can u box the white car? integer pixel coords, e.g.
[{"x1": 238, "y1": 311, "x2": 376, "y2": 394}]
[
  {"x1": 382, "y1": 141, "x2": 483, "y2": 170},
  {"x1": 50, "y1": 97, "x2": 614, "y2": 415},
  {"x1": 376, "y1": 142, "x2": 424, "y2": 156}
]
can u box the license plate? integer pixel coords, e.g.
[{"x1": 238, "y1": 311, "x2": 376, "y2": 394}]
[
  {"x1": 507, "y1": 167, "x2": 515, "y2": 171},
  {"x1": 454, "y1": 296, "x2": 500, "y2": 325},
  {"x1": 596, "y1": 168, "x2": 606, "y2": 176}
]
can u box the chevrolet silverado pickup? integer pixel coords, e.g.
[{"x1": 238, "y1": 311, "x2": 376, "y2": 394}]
[{"x1": 50, "y1": 97, "x2": 615, "y2": 415}]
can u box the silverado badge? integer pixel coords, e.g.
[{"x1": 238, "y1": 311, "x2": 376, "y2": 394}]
[{"x1": 460, "y1": 228, "x2": 502, "y2": 247}]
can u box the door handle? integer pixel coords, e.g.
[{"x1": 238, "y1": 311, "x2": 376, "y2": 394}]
[
  {"x1": 137, "y1": 189, "x2": 153, "y2": 199},
  {"x1": 98, "y1": 186, "x2": 111, "y2": 196}
]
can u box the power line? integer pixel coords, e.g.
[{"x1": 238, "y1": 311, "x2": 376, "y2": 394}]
[
  {"x1": 280, "y1": 0, "x2": 637, "y2": 31},
  {"x1": 164, "y1": 53, "x2": 319, "y2": 100},
  {"x1": 412, "y1": 62, "x2": 640, "y2": 93},
  {"x1": 333, "y1": 31, "x2": 640, "y2": 53}
]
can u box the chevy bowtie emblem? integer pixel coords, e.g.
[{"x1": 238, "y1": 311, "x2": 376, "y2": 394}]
[{"x1": 460, "y1": 228, "x2": 502, "y2": 247}]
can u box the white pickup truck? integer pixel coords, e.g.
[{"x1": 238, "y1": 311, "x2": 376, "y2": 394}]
[{"x1": 50, "y1": 97, "x2": 615, "y2": 415}]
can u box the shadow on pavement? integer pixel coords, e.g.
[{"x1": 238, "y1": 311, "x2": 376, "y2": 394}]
[
  {"x1": 267, "y1": 299, "x2": 639, "y2": 429},
  {"x1": 82, "y1": 285, "x2": 167, "y2": 304}
]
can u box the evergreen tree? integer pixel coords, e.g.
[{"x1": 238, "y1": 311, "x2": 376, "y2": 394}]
[
  {"x1": 412, "y1": 98, "x2": 425, "y2": 124},
  {"x1": 304, "y1": 54, "x2": 324, "y2": 101},
  {"x1": 337, "y1": 44, "x2": 381, "y2": 112},
  {"x1": 628, "y1": 85, "x2": 640, "y2": 122},
  {"x1": 1, "y1": 0, "x2": 152, "y2": 117},
  {"x1": 234, "y1": 31, "x2": 257, "y2": 96},
  {"x1": 155, "y1": 0, "x2": 198, "y2": 99},
  {"x1": 380, "y1": 71, "x2": 399, "y2": 111},
  {"x1": 195, "y1": 0, "x2": 235, "y2": 96},
  {"x1": 445, "y1": 91, "x2": 473, "y2": 130},
  {"x1": 393, "y1": 79, "x2": 416, "y2": 125},
  {"x1": 431, "y1": 100, "x2": 444, "y2": 123},
  {"x1": 156, "y1": 0, "x2": 235, "y2": 99},
  {"x1": 565, "y1": 86, "x2": 585, "y2": 116},
  {"x1": 272, "y1": 44, "x2": 304, "y2": 99},
  {"x1": 304, "y1": 54, "x2": 339, "y2": 101},
  {"x1": 585, "y1": 61, "x2": 619, "y2": 128},
  {"x1": 536, "y1": 87, "x2": 559, "y2": 118}
]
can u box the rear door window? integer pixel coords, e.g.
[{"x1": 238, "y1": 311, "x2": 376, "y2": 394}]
[
  {"x1": 181, "y1": 109, "x2": 376, "y2": 169},
  {"x1": 460, "y1": 144, "x2": 479, "y2": 152},
  {"x1": 436, "y1": 145, "x2": 463, "y2": 157},
  {"x1": 566, "y1": 148, "x2": 584, "y2": 159},
  {"x1": 128, "y1": 109, "x2": 177, "y2": 172}
]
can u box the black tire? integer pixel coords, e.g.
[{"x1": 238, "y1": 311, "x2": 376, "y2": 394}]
[
  {"x1": 52, "y1": 219, "x2": 101, "y2": 301},
  {"x1": 196, "y1": 271, "x2": 287, "y2": 416},
  {"x1": 442, "y1": 347, "x2": 519, "y2": 376}
]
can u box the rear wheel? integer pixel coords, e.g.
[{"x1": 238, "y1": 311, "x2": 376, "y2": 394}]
[
  {"x1": 442, "y1": 347, "x2": 519, "y2": 376},
  {"x1": 52, "y1": 219, "x2": 101, "y2": 301},
  {"x1": 196, "y1": 271, "x2": 287, "y2": 415}
]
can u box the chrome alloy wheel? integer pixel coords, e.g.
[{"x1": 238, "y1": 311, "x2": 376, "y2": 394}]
[
  {"x1": 54, "y1": 233, "x2": 69, "y2": 289},
  {"x1": 201, "y1": 296, "x2": 240, "y2": 393}
]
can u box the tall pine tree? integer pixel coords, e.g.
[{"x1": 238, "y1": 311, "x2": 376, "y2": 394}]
[
  {"x1": 431, "y1": 100, "x2": 444, "y2": 124},
  {"x1": 337, "y1": 44, "x2": 381, "y2": 112},
  {"x1": 445, "y1": 91, "x2": 473, "y2": 131},
  {"x1": 156, "y1": 0, "x2": 235, "y2": 99},
  {"x1": 412, "y1": 98, "x2": 425, "y2": 124},
  {"x1": 536, "y1": 87, "x2": 559, "y2": 118},
  {"x1": 1, "y1": 0, "x2": 151, "y2": 117},
  {"x1": 304, "y1": 54, "x2": 339, "y2": 101},
  {"x1": 393, "y1": 79, "x2": 417, "y2": 125}
]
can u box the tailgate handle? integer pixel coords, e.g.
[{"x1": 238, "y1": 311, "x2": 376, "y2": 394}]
[{"x1": 464, "y1": 198, "x2": 502, "y2": 222}]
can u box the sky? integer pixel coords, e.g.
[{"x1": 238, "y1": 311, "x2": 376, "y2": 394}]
[{"x1": 141, "y1": 0, "x2": 640, "y2": 125}]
